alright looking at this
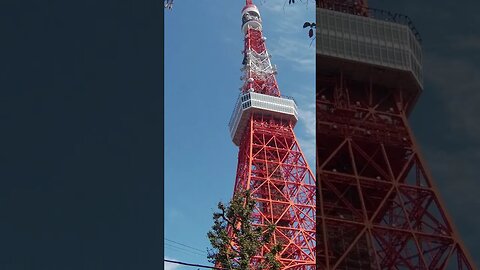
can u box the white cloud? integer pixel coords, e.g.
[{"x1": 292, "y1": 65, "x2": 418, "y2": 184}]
[
  {"x1": 296, "y1": 104, "x2": 315, "y2": 165},
  {"x1": 269, "y1": 36, "x2": 315, "y2": 73},
  {"x1": 297, "y1": 103, "x2": 315, "y2": 137},
  {"x1": 297, "y1": 136, "x2": 315, "y2": 168},
  {"x1": 290, "y1": 85, "x2": 315, "y2": 166},
  {"x1": 261, "y1": 1, "x2": 314, "y2": 34},
  {"x1": 257, "y1": 1, "x2": 316, "y2": 165},
  {"x1": 258, "y1": 1, "x2": 316, "y2": 73}
]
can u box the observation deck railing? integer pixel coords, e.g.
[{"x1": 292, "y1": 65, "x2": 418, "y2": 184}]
[
  {"x1": 228, "y1": 92, "x2": 298, "y2": 146},
  {"x1": 317, "y1": 1, "x2": 422, "y2": 43}
]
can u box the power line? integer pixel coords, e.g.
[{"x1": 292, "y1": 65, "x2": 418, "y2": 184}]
[
  {"x1": 165, "y1": 246, "x2": 196, "y2": 258},
  {"x1": 164, "y1": 259, "x2": 225, "y2": 270},
  {"x1": 164, "y1": 238, "x2": 207, "y2": 254},
  {"x1": 165, "y1": 242, "x2": 205, "y2": 257}
]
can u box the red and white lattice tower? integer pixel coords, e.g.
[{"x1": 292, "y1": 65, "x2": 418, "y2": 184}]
[
  {"x1": 316, "y1": 0, "x2": 476, "y2": 268},
  {"x1": 226, "y1": 0, "x2": 316, "y2": 268}
]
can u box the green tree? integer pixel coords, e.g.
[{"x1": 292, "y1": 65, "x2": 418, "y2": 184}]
[{"x1": 207, "y1": 190, "x2": 281, "y2": 270}]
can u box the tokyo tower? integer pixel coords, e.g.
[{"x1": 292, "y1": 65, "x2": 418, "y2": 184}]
[
  {"x1": 227, "y1": 0, "x2": 316, "y2": 268},
  {"x1": 316, "y1": 0, "x2": 476, "y2": 269}
]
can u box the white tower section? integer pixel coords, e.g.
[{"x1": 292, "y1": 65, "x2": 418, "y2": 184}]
[
  {"x1": 239, "y1": 3, "x2": 279, "y2": 96},
  {"x1": 241, "y1": 5, "x2": 262, "y2": 33},
  {"x1": 229, "y1": 92, "x2": 298, "y2": 146},
  {"x1": 229, "y1": 3, "x2": 298, "y2": 146}
]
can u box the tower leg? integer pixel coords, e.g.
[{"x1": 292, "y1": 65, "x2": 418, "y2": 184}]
[
  {"x1": 316, "y1": 72, "x2": 476, "y2": 269},
  {"x1": 234, "y1": 114, "x2": 317, "y2": 269}
]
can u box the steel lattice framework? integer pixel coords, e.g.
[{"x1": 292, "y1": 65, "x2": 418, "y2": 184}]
[
  {"x1": 316, "y1": 0, "x2": 476, "y2": 269},
  {"x1": 224, "y1": 1, "x2": 316, "y2": 269}
]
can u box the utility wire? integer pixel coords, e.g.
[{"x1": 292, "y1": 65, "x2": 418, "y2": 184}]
[
  {"x1": 165, "y1": 238, "x2": 207, "y2": 254},
  {"x1": 165, "y1": 244, "x2": 202, "y2": 257},
  {"x1": 165, "y1": 242, "x2": 205, "y2": 257},
  {"x1": 165, "y1": 244, "x2": 193, "y2": 257},
  {"x1": 164, "y1": 259, "x2": 226, "y2": 270}
]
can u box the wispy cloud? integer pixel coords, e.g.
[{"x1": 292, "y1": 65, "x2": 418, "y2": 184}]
[
  {"x1": 261, "y1": 1, "x2": 315, "y2": 34},
  {"x1": 297, "y1": 106, "x2": 315, "y2": 163},
  {"x1": 289, "y1": 84, "x2": 315, "y2": 166},
  {"x1": 256, "y1": 1, "x2": 316, "y2": 165},
  {"x1": 269, "y1": 36, "x2": 315, "y2": 73},
  {"x1": 297, "y1": 103, "x2": 315, "y2": 137},
  {"x1": 297, "y1": 136, "x2": 315, "y2": 167},
  {"x1": 259, "y1": 1, "x2": 315, "y2": 73}
]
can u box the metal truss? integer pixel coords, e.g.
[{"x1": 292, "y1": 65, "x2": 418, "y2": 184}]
[
  {"x1": 234, "y1": 114, "x2": 316, "y2": 269},
  {"x1": 223, "y1": 2, "x2": 317, "y2": 268},
  {"x1": 241, "y1": 26, "x2": 280, "y2": 97},
  {"x1": 316, "y1": 72, "x2": 476, "y2": 269}
]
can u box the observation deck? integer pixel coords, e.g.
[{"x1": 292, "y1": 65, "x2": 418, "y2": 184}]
[
  {"x1": 317, "y1": 4, "x2": 423, "y2": 94},
  {"x1": 229, "y1": 92, "x2": 298, "y2": 146}
]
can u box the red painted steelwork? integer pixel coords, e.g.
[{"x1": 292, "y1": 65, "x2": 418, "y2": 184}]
[
  {"x1": 317, "y1": 0, "x2": 369, "y2": 16},
  {"x1": 242, "y1": 27, "x2": 281, "y2": 97},
  {"x1": 316, "y1": 72, "x2": 476, "y2": 269},
  {"x1": 235, "y1": 114, "x2": 316, "y2": 269},
  {"x1": 316, "y1": 1, "x2": 476, "y2": 266},
  {"x1": 218, "y1": 1, "x2": 317, "y2": 269}
]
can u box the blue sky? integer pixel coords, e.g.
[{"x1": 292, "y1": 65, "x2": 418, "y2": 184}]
[{"x1": 164, "y1": 1, "x2": 315, "y2": 268}]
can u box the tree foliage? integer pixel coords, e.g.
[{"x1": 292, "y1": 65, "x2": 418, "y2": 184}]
[
  {"x1": 164, "y1": 0, "x2": 173, "y2": 10},
  {"x1": 207, "y1": 190, "x2": 281, "y2": 270},
  {"x1": 303, "y1": 22, "x2": 316, "y2": 38},
  {"x1": 284, "y1": 0, "x2": 317, "y2": 39}
]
